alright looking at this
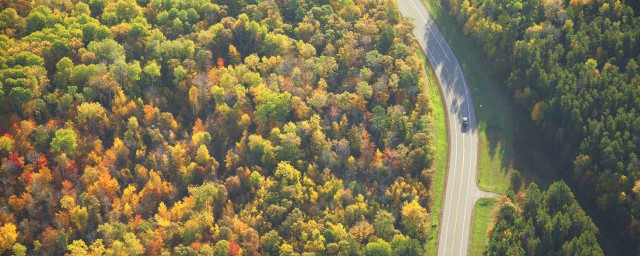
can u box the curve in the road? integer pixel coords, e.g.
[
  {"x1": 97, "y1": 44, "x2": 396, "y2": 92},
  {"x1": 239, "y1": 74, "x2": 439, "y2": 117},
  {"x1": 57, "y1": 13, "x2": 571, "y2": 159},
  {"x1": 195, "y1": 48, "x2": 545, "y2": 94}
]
[{"x1": 396, "y1": 0, "x2": 494, "y2": 255}]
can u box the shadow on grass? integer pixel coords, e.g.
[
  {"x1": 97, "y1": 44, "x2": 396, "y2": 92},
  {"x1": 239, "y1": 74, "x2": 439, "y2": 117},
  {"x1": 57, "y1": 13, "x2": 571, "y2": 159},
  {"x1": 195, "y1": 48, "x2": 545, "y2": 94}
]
[
  {"x1": 469, "y1": 198, "x2": 499, "y2": 256},
  {"x1": 421, "y1": 0, "x2": 561, "y2": 192},
  {"x1": 421, "y1": 0, "x2": 628, "y2": 254}
]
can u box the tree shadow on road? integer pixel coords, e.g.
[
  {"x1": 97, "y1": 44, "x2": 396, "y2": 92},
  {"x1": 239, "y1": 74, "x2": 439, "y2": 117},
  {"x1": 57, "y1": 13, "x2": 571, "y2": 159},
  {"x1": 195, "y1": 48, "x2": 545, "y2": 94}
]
[
  {"x1": 419, "y1": 0, "x2": 563, "y2": 193},
  {"x1": 421, "y1": 1, "x2": 627, "y2": 254}
]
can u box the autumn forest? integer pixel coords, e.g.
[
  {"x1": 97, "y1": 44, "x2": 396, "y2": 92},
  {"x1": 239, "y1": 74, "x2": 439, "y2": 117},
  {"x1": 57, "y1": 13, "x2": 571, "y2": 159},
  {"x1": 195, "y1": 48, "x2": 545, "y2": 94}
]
[
  {"x1": 2, "y1": 0, "x2": 636, "y2": 254},
  {"x1": 0, "y1": 0, "x2": 439, "y2": 255}
]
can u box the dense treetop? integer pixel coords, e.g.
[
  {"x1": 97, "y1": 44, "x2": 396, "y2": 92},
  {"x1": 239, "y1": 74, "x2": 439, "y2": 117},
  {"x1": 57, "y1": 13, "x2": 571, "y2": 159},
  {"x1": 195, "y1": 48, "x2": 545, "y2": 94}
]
[
  {"x1": 0, "y1": 0, "x2": 439, "y2": 255},
  {"x1": 487, "y1": 182, "x2": 602, "y2": 256},
  {"x1": 443, "y1": 0, "x2": 640, "y2": 252}
]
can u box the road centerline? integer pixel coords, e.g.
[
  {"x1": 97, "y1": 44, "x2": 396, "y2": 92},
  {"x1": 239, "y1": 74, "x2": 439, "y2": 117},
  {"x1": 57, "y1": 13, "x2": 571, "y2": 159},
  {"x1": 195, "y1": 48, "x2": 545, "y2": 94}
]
[{"x1": 397, "y1": 0, "x2": 483, "y2": 255}]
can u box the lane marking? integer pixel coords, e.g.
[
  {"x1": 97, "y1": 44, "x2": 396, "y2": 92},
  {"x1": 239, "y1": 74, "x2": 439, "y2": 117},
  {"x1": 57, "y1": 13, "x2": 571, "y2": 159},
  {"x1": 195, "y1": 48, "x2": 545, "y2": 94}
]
[
  {"x1": 398, "y1": 0, "x2": 436, "y2": 59},
  {"x1": 452, "y1": 95, "x2": 466, "y2": 255},
  {"x1": 398, "y1": 2, "x2": 454, "y2": 254},
  {"x1": 459, "y1": 63, "x2": 475, "y2": 256},
  {"x1": 399, "y1": 1, "x2": 478, "y2": 254},
  {"x1": 441, "y1": 74, "x2": 458, "y2": 256},
  {"x1": 409, "y1": 0, "x2": 451, "y2": 62},
  {"x1": 425, "y1": 23, "x2": 452, "y2": 63}
]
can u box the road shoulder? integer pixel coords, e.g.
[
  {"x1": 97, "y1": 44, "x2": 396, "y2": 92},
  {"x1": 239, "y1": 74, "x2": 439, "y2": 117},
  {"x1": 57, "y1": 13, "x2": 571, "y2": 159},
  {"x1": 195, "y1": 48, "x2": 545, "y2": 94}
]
[
  {"x1": 418, "y1": 51, "x2": 450, "y2": 255},
  {"x1": 469, "y1": 198, "x2": 499, "y2": 256}
]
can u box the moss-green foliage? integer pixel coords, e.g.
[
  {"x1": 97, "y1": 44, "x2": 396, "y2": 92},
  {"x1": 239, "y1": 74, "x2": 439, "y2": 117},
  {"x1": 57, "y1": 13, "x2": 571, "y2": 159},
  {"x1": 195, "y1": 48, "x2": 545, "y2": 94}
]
[
  {"x1": 443, "y1": 0, "x2": 640, "y2": 250},
  {"x1": 487, "y1": 182, "x2": 602, "y2": 255}
]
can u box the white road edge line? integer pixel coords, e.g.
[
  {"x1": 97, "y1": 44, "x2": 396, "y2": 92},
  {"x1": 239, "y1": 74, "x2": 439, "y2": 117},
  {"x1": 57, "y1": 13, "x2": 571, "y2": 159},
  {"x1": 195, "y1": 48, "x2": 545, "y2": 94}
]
[
  {"x1": 400, "y1": 0, "x2": 479, "y2": 254},
  {"x1": 409, "y1": 0, "x2": 451, "y2": 63},
  {"x1": 459, "y1": 67, "x2": 474, "y2": 256},
  {"x1": 442, "y1": 75, "x2": 457, "y2": 256}
]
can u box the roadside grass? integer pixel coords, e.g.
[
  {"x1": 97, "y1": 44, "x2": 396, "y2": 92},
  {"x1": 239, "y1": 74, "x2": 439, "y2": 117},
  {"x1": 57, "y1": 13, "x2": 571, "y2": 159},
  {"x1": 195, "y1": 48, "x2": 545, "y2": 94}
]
[
  {"x1": 418, "y1": 0, "x2": 562, "y2": 254},
  {"x1": 469, "y1": 198, "x2": 499, "y2": 256},
  {"x1": 414, "y1": 0, "x2": 513, "y2": 253},
  {"x1": 413, "y1": 1, "x2": 622, "y2": 253},
  {"x1": 422, "y1": 0, "x2": 443, "y2": 20},
  {"x1": 420, "y1": 0, "x2": 562, "y2": 194},
  {"x1": 420, "y1": 0, "x2": 514, "y2": 196},
  {"x1": 418, "y1": 52, "x2": 448, "y2": 255}
]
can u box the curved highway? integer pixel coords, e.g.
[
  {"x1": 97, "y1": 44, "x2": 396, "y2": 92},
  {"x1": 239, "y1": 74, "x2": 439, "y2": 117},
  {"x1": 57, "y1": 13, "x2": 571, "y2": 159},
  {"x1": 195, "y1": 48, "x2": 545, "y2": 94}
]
[{"x1": 397, "y1": 0, "x2": 492, "y2": 255}]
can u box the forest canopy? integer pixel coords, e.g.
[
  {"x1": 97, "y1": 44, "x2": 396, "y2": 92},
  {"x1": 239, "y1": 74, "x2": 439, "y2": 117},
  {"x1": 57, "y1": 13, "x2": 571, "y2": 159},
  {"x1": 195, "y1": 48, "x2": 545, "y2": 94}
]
[
  {"x1": 442, "y1": 0, "x2": 640, "y2": 252},
  {"x1": 0, "y1": 0, "x2": 439, "y2": 255},
  {"x1": 487, "y1": 181, "x2": 602, "y2": 256}
]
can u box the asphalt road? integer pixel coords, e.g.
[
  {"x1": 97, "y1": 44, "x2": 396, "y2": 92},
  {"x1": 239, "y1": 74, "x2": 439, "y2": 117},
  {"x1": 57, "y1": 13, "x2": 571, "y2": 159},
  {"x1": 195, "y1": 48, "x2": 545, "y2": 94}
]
[{"x1": 397, "y1": 1, "x2": 493, "y2": 255}]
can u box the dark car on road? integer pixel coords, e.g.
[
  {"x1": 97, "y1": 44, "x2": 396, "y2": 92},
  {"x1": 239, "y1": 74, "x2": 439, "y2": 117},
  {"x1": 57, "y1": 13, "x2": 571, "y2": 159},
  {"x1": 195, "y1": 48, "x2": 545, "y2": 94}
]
[{"x1": 462, "y1": 116, "x2": 468, "y2": 127}]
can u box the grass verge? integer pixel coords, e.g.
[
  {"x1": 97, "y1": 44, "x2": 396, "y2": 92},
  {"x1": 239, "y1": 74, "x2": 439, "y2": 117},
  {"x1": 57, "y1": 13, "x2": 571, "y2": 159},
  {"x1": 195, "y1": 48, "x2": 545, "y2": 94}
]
[
  {"x1": 414, "y1": 0, "x2": 512, "y2": 252},
  {"x1": 418, "y1": 52, "x2": 448, "y2": 255},
  {"x1": 469, "y1": 198, "x2": 499, "y2": 256},
  {"x1": 420, "y1": 0, "x2": 514, "y2": 195},
  {"x1": 417, "y1": 0, "x2": 563, "y2": 254}
]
